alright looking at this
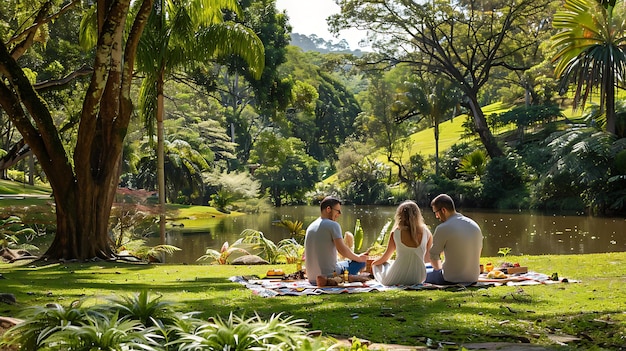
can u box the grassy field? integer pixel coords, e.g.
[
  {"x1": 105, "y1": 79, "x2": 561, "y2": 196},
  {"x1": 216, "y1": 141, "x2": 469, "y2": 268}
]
[
  {"x1": 1, "y1": 252, "x2": 624, "y2": 349},
  {"x1": 0, "y1": 179, "x2": 50, "y2": 196}
]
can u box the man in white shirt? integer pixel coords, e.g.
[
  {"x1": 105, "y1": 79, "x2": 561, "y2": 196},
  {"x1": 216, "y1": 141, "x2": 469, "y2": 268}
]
[
  {"x1": 425, "y1": 194, "x2": 483, "y2": 285},
  {"x1": 304, "y1": 196, "x2": 368, "y2": 285}
]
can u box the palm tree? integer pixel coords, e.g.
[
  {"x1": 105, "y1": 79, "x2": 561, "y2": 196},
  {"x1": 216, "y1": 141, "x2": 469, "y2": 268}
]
[
  {"x1": 136, "y1": 0, "x2": 265, "y2": 244},
  {"x1": 133, "y1": 137, "x2": 210, "y2": 204},
  {"x1": 395, "y1": 75, "x2": 461, "y2": 176},
  {"x1": 458, "y1": 150, "x2": 488, "y2": 181},
  {"x1": 552, "y1": 0, "x2": 626, "y2": 135}
]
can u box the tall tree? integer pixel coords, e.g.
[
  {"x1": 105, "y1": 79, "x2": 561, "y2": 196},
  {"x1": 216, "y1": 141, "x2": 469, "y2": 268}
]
[
  {"x1": 552, "y1": 0, "x2": 626, "y2": 136},
  {"x1": 210, "y1": 0, "x2": 292, "y2": 167},
  {"x1": 249, "y1": 131, "x2": 318, "y2": 206},
  {"x1": 279, "y1": 47, "x2": 362, "y2": 162},
  {"x1": 329, "y1": 0, "x2": 555, "y2": 158},
  {"x1": 0, "y1": 0, "x2": 153, "y2": 260},
  {"x1": 394, "y1": 73, "x2": 461, "y2": 176},
  {"x1": 134, "y1": 0, "x2": 265, "y2": 242},
  {"x1": 355, "y1": 68, "x2": 411, "y2": 182}
]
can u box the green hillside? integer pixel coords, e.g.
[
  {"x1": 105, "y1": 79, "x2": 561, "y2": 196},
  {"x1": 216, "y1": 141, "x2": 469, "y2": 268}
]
[
  {"x1": 400, "y1": 101, "x2": 511, "y2": 158},
  {"x1": 0, "y1": 178, "x2": 51, "y2": 195}
]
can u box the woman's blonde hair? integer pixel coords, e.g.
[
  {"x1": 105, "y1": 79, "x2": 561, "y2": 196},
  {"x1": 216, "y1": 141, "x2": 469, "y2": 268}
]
[{"x1": 394, "y1": 200, "x2": 425, "y2": 245}]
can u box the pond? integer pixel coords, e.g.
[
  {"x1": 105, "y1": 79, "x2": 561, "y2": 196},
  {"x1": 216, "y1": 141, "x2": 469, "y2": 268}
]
[{"x1": 152, "y1": 206, "x2": 626, "y2": 264}]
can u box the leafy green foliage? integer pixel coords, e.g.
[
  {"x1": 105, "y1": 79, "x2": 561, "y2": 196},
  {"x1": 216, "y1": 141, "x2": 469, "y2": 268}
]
[
  {"x1": 458, "y1": 150, "x2": 487, "y2": 181},
  {"x1": 233, "y1": 229, "x2": 280, "y2": 263},
  {"x1": 272, "y1": 219, "x2": 305, "y2": 239},
  {"x1": 250, "y1": 132, "x2": 319, "y2": 206},
  {"x1": 335, "y1": 140, "x2": 392, "y2": 205},
  {"x1": 1, "y1": 291, "x2": 340, "y2": 350},
  {"x1": 276, "y1": 238, "x2": 304, "y2": 264},
  {"x1": 481, "y1": 156, "x2": 529, "y2": 209},
  {"x1": 197, "y1": 241, "x2": 251, "y2": 264},
  {"x1": 498, "y1": 247, "x2": 512, "y2": 257},
  {"x1": 552, "y1": 0, "x2": 626, "y2": 135},
  {"x1": 0, "y1": 215, "x2": 37, "y2": 250},
  {"x1": 169, "y1": 312, "x2": 334, "y2": 350},
  {"x1": 532, "y1": 126, "x2": 626, "y2": 213}
]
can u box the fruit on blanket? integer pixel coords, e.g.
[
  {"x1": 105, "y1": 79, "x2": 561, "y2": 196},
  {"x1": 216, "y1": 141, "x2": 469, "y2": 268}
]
[
  {"x1": 486, "y1": 270, "x2": 507, "y2": 279},
  {"x1": 266, "y1": 269, "x2": 284, "y2": 276}
]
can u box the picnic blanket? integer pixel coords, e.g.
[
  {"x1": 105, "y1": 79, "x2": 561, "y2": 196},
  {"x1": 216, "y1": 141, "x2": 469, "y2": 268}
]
[{"x1": 230, "y1": 271, "x2": 575, "y2": 298}]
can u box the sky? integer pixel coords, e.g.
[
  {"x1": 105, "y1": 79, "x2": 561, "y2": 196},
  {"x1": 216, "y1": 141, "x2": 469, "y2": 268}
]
[{"x1": 275, "y1": 0, "x2": 368, "y2": 50}]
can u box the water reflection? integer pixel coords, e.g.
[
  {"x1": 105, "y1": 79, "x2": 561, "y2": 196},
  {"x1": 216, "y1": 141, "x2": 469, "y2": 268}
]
[{"x1": 154, "y1": 206, "x2": 626, "y2": 264}]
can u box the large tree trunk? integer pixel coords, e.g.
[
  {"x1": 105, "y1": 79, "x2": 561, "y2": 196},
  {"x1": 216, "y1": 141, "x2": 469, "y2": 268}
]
[
  {"x1": 0, "y1": 0, "x2": 154, "y2": 261},
  {"x1": 465, "y1": 95, "x2": 504, "y2": 159}
]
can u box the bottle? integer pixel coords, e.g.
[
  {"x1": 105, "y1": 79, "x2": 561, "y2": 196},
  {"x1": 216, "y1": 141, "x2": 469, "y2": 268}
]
[
  {"x1": 343, "y1": 269, "x2": 349, "y2": 282},
  {"x1": 296, "y1": 257, "x2": 302, "y2": 271},
  {"x1": 485, "y1": 262, "x2": 493, "y2": 272}
]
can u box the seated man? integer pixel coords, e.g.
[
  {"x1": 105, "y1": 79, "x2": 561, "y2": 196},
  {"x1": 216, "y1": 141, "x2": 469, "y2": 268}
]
[
  {"x1": 304, "y1": 196, "x2": 368, "y2": 285},
  {"x1": 425, "y1": 194, "x2": 483, "y2": 285}
]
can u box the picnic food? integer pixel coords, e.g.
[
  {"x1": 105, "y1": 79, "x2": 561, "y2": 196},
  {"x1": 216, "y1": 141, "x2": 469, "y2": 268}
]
[
  {"x1": 266, "y1": 269, "x2": 284, "y2": 276},
  {"x1": 486, "y1": 270, "x2": 507, "y2": 279}
]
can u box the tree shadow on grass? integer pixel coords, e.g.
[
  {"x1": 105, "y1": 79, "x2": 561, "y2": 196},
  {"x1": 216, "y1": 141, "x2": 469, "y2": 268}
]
[{"x1": 3, "y1": 263, "x2": 623, "y2": 349}]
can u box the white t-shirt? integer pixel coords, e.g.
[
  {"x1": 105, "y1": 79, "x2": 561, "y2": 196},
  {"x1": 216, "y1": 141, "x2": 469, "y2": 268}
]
[
  {"x1": 429, "y1": 213, "x2": 483, "y2": 283},
  {"x1": 304, "y1": 217, "x2": 343, "y2": 284}
]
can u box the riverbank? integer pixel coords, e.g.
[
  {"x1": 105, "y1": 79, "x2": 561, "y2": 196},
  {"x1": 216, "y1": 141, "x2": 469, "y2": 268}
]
[{"x1": 1, "y1": 252, "x2": 624, "y2": 349}]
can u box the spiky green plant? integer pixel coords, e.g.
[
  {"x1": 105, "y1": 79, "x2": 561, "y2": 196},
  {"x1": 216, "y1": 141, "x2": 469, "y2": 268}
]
[
  {"x1": 276, "y1": 238, "x2": 304, "y2": 264},
  {"x1": 458, "y1": 149, "x2": 487, "y2": 180},
  {"x1": 0, "y1": 301, "x2": 100, "y2": 350},
  {"x1": 197, "y1": 241, "x2": 251, "y2": 264},
  {"x1": 168, "y1": 312, "x2": 337, "y2": 350},
  {"x1": 0, "y1": 293, "x2": 341, "y2": 351},
  {"x1": 234, "y1": 229, "x2": 280, "y2": 263},
  {"x1": 117, "y1": 239, "x2": 181, "y2": 262},
  {"x1": 498, "y1": 247, "x2": 512, "y2": 257},
  {"x1": 101, "y1": 291, "x2": 178, "y2": 327},
  {"x1": 272, "y1": 219, "x2": 306, "y2": 239},
  {"x1": 43, "y1": 312, "x2": 163, "y2": 351}
]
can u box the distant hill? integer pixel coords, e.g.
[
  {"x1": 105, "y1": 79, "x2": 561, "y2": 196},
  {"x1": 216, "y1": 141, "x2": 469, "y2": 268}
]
[{"x1": 289, "y1": 33, "x2": 367, "y2": 56}]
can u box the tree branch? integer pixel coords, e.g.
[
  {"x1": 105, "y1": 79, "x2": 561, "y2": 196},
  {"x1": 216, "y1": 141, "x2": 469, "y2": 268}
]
[
  {"x1": 8, "y1": 0, "x2": 81, "y2": 59},
  {"x1": 34, "y1": 65, "x2": 93, "y2": 92}
]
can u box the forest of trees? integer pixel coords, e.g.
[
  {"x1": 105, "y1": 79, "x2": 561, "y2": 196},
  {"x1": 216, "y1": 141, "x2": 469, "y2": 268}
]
[{"x1": 2, "y1": 0, "x2": 626, "y2": 260}]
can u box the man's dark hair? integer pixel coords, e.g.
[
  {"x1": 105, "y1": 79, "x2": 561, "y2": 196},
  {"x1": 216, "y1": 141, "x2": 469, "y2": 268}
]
[
  {"x1": 431, "y1": 194, "x2": 456, "y2": 211},
  {"x1": 320, "y1": 196, "x2": 341, "y2": 211}
]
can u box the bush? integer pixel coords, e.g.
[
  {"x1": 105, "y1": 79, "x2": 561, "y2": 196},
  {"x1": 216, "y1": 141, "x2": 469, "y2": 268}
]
[
  {"x1": 480, "y1": 156, "x2": 529, "y2": 209},
  {"x1": 424, "y1": 175, "x2": 482, "y2": 208},
  {"x1": 1, "y1": 292, "x2": 340, "y2": 351}
]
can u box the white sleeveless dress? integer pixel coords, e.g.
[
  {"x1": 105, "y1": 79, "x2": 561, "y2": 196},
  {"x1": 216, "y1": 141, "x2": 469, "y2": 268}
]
[{"x1": 373, "y1": 227, "x2": 430, "y2": 286}]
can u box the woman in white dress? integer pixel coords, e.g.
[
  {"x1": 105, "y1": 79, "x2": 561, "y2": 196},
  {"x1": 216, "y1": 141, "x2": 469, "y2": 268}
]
[{"x1": 372, "y1": 200, "x2": 433, "y2": 286}]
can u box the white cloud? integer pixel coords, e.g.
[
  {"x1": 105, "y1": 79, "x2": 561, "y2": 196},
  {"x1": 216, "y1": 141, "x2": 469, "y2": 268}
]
[{"x1": 275, "y1": 0, "x2": 368, "y2": 50}]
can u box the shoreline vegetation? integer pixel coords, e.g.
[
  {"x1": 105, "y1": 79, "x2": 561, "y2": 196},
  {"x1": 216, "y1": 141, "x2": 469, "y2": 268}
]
[{"x1": 0, "y1": 252, "x2": 625, "y2": 349}]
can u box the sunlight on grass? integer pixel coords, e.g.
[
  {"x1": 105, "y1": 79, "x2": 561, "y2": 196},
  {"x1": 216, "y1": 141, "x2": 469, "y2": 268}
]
[
  {"x1": 0, "y1": 179, "x2": 51, "y2": 195},
  {"x1": 2, "y1": 251, "x2": 625, "y2": 348},
  {"x1": 165, "y1": 204, "x2": 244, "y2": 230}
]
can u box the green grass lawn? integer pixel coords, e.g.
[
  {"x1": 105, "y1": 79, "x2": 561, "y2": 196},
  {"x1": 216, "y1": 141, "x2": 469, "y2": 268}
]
[
  {"x1": 0, "y1": 179, "x2": 51, "y2": 196},
  {"x1": 1, "y1": 252, "x2": 624, "y2": 349}
]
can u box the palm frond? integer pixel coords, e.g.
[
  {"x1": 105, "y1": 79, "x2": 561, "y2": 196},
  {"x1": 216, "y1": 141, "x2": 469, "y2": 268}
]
[{"x1": 195, "y1": 22, "x2": 265, "y2": 79}]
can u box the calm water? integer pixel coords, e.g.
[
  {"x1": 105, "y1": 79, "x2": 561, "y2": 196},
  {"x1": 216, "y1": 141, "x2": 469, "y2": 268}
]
[{"x1": 153, "y1": 206, "x2": 626, "y2": 264}]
